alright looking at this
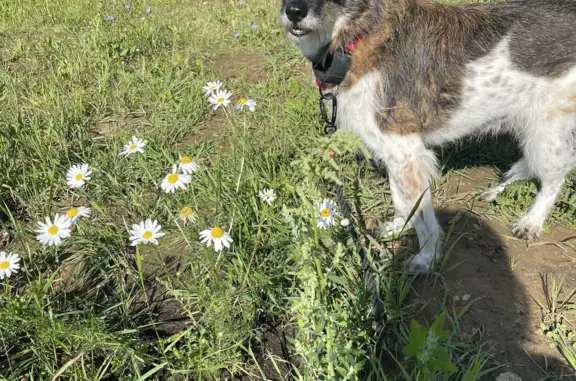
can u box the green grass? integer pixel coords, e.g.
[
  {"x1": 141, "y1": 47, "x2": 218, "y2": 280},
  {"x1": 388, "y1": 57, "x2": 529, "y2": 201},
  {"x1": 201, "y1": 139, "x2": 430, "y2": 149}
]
[{"x1": 0, "y1": 0, "x2": 575, "y2": 380}]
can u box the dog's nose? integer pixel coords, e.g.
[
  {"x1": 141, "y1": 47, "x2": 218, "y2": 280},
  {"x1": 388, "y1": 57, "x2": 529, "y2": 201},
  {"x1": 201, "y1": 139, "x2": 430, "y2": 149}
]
[{"x1": 285, "y1": 1, "x2": 308, "y2": 23}]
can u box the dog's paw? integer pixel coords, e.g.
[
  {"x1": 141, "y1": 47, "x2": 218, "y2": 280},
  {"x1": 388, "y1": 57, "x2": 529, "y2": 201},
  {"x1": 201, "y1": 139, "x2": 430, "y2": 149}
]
[
  {"x1": 511, "y1": 217, "x2": 543, "y2": 240},
  {"x1": 381, "y1": 217, "x2": 413, "y2": 238},
  {"x1": 478, "y1": 188, "x2": 502, "y2": 202},
  {"x1": 406, "y1": 251, "x2": 434, "y2": 274}
]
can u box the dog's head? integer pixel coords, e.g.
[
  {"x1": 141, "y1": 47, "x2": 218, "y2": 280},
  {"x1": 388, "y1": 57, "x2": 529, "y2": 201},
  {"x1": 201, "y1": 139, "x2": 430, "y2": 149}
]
[
  {"x1": 280, "y1": 0, "x2": 339, "y2": 38},
  {"x1": 280, "y1": 0, "x2": 376, "y2": 57}
]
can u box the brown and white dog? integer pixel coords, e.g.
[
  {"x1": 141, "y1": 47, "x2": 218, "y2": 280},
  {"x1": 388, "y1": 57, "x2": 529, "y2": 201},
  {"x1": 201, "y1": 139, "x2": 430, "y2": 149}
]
[{"x1": 280, "y1": 0, "x2": 576, "y2": 272}]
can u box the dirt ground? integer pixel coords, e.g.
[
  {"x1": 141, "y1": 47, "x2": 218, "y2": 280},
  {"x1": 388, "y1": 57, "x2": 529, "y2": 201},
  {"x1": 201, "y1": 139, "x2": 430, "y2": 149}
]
[{"x1": 416, "y1": 166, "x2": 576, "y2": 380}]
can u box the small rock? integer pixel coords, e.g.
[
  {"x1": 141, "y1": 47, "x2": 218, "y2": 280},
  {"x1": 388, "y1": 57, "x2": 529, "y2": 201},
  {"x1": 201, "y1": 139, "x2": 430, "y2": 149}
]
[
  {"x1": 453, "y1": 296, "x2": 460, "y2": 301},
  {"x1": 462, "y1": 294, "x2": 471, "y2": 301},
  {"x1": 495, "y1": 372, "x2": 522, "y2": 381}
]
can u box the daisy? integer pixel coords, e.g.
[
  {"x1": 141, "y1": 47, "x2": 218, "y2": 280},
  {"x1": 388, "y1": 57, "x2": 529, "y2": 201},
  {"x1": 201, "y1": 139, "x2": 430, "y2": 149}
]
[
  {"x1": 208, "y1": 89, "x2": 232, "y2": 110},
  {"x1": 119, "y1": 136, "x2": 146, "y2": 156},
  {"x1": 36, "y1": 214, "x2": 72, "y2": 246},
  {"x1": 129, "y1": 219, "x2": 165, "y2": 246},
  {"x1": 161, "y1": 165, "x2": 191, "y2": 193},
  {"x1": 178, "y1": 155, "x2": 199, "y2": 174},
  {"x1": 199, "y1": 226, "x2": 233, "y2": 252},
  {"x1": 245, "y1": 99, "x2": 256, "y2": 112},
  {"x1": 0, "y1": 252, "x2": 20, "y2": 280},
  {"x1": 66, "y1": 206, "x2": 91, "y2": 223},
  {"x1": 179, "y1": 206, "x2": 197, "y2": 225},
  {"x1": 258, "y1": 188, "x2": 276, "y2": 206},
  {"x1": 203, "y1": 80, "x2": 223, "y2": 96},
  {"x1": 316, "y1": 198, "x2": 337, "y2": 229},
  {"x1": 233, "y1": 98, "x2": 257, "y2": 112},
  {"x1": 66, "y1": 163, "x2": 92, "y2": 189}
]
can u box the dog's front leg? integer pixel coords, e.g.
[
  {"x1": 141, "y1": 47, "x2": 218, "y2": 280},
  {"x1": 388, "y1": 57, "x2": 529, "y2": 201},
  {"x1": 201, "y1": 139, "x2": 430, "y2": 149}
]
[{"x1": 376, "y1": 133, "x2": 442, "y2": 273}]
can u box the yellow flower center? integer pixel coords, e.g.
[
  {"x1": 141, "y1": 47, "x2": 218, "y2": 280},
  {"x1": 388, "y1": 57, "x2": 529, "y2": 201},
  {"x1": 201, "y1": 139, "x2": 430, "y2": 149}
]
[
  {"x1": 211, "y1": 227, "x2": 224, "y2": 238},
  {"x1": 0, "y1": 261, "x2": 9, "y2": 270},
  {"x1": 167, "y1": 173, "x2": 179, "y2": 184},
  {"x1": 181, "y1": 206, "x2": 193, "y2": 217},
  {"x1": 67, "y1": 208, "x2": 78, "y2": 218},
  {"x1": 237, "y1": 98, "x2": 247, "y2": 105},
  {"x1": 48, "y1": 225, "x2": 59, "y2": 235},
  {"x1": 217, "y1": 97, "x2": 225, "y2": 104},
  {"x1": 321, "y1": 208, "x2": 331, "y2": 218},
  {"x1": 75, "y1": 173, "x2": 83, "y2": 181},
  {"x1": 143, "y1": 231, "x2": 153, "y2": 239},
  {"x1": 180, "y1": 156, "x2": 192, "y2": 164},
  {"x1": 129, "y1": 145, "x2": 137, "y2": 151}
]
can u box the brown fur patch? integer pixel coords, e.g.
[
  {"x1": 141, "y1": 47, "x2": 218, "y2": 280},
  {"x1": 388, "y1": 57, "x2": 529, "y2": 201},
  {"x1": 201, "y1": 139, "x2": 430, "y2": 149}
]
[
  {"x1": 337, "y1": 0, "x2": 517, "y2": 134},
  {"x1": 403, "y1": 161, "x2": 425, "y2": 201},
  {"x1": 546, "y1": 104, "x2": 576, "y2": 121}
]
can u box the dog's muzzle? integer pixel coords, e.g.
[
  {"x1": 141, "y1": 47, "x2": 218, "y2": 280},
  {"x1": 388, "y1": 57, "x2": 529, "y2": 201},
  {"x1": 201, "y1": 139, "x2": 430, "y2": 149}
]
[{"x1": 284, "y1": 0, "x2": 313, "y2": 36}]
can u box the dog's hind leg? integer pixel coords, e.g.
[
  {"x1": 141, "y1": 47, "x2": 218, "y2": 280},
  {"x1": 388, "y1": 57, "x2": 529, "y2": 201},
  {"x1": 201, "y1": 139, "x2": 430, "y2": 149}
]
[
  {"x1": 511, "y1": 114, "x2": 576, "y2": 239},
  {"x1": 479, "y1": 158, "x2": 533, "y2": 202},
  {"x1": 376, "y1": 133, "x2": 442, "y2": 273}
]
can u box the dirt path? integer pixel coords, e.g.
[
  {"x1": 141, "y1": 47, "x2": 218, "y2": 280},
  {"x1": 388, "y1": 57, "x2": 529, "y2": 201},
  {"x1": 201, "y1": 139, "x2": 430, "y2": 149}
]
[{"x1": 417, "y1": 166, "x2": 576, "y2": 380}]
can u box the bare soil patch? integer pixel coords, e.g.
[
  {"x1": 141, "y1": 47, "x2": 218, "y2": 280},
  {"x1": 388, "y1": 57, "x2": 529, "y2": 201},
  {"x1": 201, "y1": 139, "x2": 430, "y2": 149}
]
[
  {"x1": 417, "y1": 166, "x2": 576, "y2": 380},
  {"x1": 211, "y1": 52, "x2": 268, "y2": 84}
]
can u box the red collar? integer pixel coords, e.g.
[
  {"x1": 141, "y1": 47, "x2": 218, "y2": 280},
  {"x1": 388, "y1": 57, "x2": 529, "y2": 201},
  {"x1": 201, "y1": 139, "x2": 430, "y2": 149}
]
[{"x1": 345, "y1": 34, "x2": 366, "y2": 53}]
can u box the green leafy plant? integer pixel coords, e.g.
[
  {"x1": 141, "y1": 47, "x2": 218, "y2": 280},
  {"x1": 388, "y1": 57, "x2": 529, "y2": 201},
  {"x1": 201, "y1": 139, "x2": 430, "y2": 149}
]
[{"x1": 402, "y1": 312, "x2": 458, "y2": 380}]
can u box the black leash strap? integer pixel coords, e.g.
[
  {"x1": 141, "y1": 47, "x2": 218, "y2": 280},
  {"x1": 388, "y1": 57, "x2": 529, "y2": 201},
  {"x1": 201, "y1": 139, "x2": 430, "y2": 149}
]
[{"x1": 318, "y1": 86, "x2": 387, "y2": 342}]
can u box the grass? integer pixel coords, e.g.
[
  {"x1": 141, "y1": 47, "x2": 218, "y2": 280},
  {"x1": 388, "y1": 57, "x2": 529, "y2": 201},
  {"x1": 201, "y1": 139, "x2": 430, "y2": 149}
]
[
  {"x1": 533, "y1": 275, "x2": 576, "y2": 373},
  {"x1": 0, "y1": 0, "x2": 575, "y2": 380}
]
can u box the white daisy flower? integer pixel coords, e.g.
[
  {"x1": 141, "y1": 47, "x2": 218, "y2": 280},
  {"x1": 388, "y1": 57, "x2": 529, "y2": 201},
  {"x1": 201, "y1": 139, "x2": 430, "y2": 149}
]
[
  {"x1": 0, "y1": 251, "x2": 21, "y2": 280},
  {"x1": 128, "y1": 218, "x2": 165, "y2": 246},
  {"x1": 161, "y1": 165, "x2": 191, "y2": 193},
  {"x1": 178, "y1": 155, "x2": 199, "y2": 174},
  {"x1": 233, "y1": 98, "x2": 257, "y2": 112},
  {"x1": 258, "y1": 188, "x2": 276, "y2": 206},
  {"x1": 208, "y1": 89, "x2": 232, "y2": 110},
  {"x1": 119, "y1": 136, "x2": 146, "y2": 156},
  {"x1": 316, "y1": 198, "x2": 337, "y2": 229},
  {"x1": 179, "y1": 206, "x2": 197, "y2": 225},
  {"x1": 65, "y1": 206, "x2": 91, "y2": 223},
  {"x1": 36, "y1": 213, "x2": 72, "y2": 246},
  {"x1": 245, "y1": 99, "x2": 256, "y2": 112},
  {"x1": 199, "y1": 226, "x2": 233, "y2": 252},
  {"x1": 203, "y1": 80, "x2": 223, "y2": 96},
  {"x1": 66, "y1": 163, "x2": 92, "y2": 189}
]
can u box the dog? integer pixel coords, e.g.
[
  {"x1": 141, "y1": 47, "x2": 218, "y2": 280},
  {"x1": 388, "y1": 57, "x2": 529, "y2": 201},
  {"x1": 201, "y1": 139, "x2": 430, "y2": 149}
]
[{"x1": 280, "y1": 0, "x2": 576, "y2": 272}]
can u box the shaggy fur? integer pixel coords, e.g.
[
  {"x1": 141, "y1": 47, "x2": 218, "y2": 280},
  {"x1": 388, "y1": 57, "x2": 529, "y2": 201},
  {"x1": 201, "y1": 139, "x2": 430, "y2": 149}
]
[{"x1": 280, "y1": 0, "x2": 576, "y2": 272}]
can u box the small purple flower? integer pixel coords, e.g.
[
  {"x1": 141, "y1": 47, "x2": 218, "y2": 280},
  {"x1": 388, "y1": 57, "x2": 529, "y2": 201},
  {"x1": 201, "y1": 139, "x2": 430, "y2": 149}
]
[
  {"x1": 125, "y1": 3, "x2": 131, "y2": 9},
  {"x1": 251, "y1": 23, "x2": 258, "y2": 29},
  {"x1": 145, "y1": 7, "x2": 152, "y2": 14},
  {"x1": 234, "y1": 32, "x2": 240, "y2": 38},
  {"x1": 106, "y1": 15, "x2": 115, "y2": 21}
]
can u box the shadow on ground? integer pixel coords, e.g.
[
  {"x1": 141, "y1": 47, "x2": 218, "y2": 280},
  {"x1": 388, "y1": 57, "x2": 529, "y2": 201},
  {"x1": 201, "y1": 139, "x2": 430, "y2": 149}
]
[{"x1": 416, "y1": 208, "x2": 575, "y2": 380}]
